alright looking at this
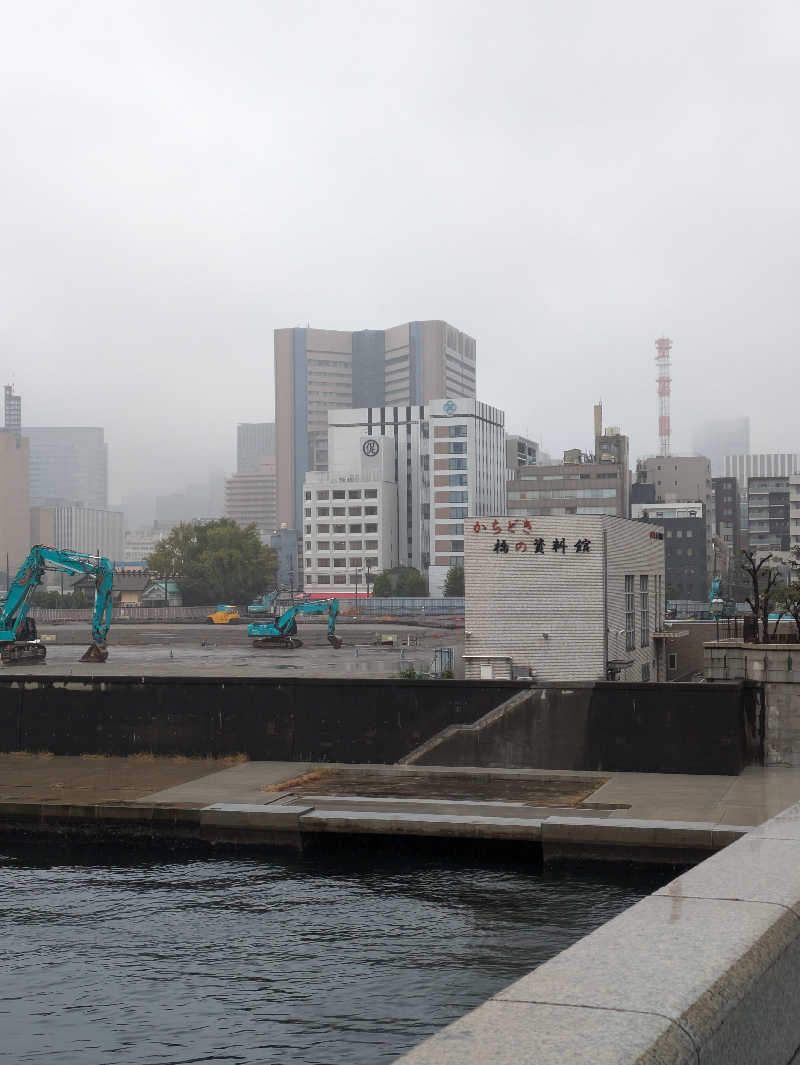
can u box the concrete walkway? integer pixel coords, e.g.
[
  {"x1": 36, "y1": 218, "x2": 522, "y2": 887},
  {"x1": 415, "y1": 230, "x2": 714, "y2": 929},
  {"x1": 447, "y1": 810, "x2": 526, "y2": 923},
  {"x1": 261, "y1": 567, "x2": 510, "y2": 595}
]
[{"x1": 5, "y1": 757, "x2": 800, "y2": 862}]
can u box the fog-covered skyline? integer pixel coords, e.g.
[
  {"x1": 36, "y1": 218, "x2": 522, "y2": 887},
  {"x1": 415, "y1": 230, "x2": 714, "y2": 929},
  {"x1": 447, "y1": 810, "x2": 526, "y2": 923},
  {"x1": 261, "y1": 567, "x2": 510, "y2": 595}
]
[{"x1": 2, "y1": 1, "x2": 797, "y2": 504}]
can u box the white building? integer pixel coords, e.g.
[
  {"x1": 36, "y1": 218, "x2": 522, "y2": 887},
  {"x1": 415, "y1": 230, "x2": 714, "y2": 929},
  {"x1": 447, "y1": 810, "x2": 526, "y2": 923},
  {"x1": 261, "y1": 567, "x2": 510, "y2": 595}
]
[
  {"x1": 463, "y1": 515, "x2": 666, "y2": 682},
  {"x1": 309, "y1": 399, "x2": 505, "y2": 596},
  {"x1": 123, "y1": 527, "x2": 168, "y2": 564},
  {"x1": 225, "y1": 457, "x2": 277, "y2": 536},
  {"x1": 31, "y1": 504, "x2": 123, "y2": 562},
  {"x1": 302, "y1": 442, "x2": 397, "y2": 594}
]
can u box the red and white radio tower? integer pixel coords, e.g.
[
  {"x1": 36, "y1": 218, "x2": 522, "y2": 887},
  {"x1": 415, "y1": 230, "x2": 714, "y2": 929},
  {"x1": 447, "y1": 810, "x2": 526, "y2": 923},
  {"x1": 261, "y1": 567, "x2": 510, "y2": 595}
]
[{"x1": 655, "y1": 337, "x2": 672, "y2": 457}]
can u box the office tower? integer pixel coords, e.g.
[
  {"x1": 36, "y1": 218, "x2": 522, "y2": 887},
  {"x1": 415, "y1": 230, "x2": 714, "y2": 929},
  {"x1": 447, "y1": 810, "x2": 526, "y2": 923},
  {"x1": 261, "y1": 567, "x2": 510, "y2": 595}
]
[
  {"x1": 275, "y1": 321, "x2": 477, "y2": 529},
  {"x1": 225, "y1": 457, "x2": 278, "y2": 536},
  {"x1": 3, "y1": 385, "x2": 21, "y2": 439},
  {"x1": 237, "y1": 423, "x2": 276, "y2": 474},
  {"x1": 23, "y1": 427, "x2": 108, "y2": 507}
]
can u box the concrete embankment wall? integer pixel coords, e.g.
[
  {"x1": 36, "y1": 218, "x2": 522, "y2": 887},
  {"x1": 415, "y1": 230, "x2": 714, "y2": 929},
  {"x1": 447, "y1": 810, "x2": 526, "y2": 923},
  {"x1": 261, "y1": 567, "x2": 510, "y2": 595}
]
[
  {"x1": 706, "y1": 641, "x2": 800, "y2": 766},
  {"x1": 0, "y1": 676, "x2": 529, "y2": 762},
  {"x1": 403, "y1": 681, "x2": 763, "y2": 775},
  {"x1": 393, "y1": 800, "x2": 800, "y2": 1065}
]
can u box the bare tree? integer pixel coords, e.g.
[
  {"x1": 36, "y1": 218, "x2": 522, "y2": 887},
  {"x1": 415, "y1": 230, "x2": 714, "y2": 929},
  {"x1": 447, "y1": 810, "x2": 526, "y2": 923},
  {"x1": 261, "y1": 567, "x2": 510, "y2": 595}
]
[{"x1": 740, "y1": 550, "x2": 781, "y2": 643}]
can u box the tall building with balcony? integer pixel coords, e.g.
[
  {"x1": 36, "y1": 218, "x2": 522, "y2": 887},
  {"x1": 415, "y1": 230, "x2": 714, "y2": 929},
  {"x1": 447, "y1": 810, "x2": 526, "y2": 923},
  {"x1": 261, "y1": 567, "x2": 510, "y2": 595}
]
[
  {"x1": 275, "y1": 321, "x2": 477, "y2": 529},
  {"x1": 747, "y1": 476, "x2": 790, "y2": 555},
  {"x1": 302, "y1": 398, "x2": 505, "y2": 596}
]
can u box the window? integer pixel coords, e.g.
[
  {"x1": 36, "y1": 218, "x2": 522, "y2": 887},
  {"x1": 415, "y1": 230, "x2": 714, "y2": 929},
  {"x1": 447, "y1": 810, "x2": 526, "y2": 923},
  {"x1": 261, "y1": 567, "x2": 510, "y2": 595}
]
[
  {"x1": 625, "y1": 575, "x2": 635, "y2": 651},
  {"x1": 306, "y1": 575, "x2": 313, "y2": 584},
  {"x1": 641, "y1": 663, "x2": 651, "y2": 682},
  {"x1": 317, "y1": 507, "x2": 329, "y2": 516},
  {"x1": 305, "y1": 542, "x2": 311, "y2": 552},
  {"x1": 304, "y1": 508, "x2": 311, "y2": 518},
  {"x1": 316, "y1": 491, "x2": 329, "y2": 500},
  {"x1": 449, "y1": 475, "x2": 467, "y2": 486},
  {"x1": 332, "y1": 507, "x2": 345, "y2": 516},
  {"x1": 450, "y1": 540, "x2": 464, "y2": 552},
  {"x1": 304, "y1": 491, "x2": 311, "y2": 500},
  {"x1": 364, "y1": 506, "x2": 377, "y2": 515},
  {"x1": 317, "y1": 575, "x2": 330, "y2": 584},
  {"x1": 365, "y1": 489, "x2": 377, "y2": 498},
  {"x1": 317, "y1": 541, "x2": 329, "y2": 551},
  {"x1": 366, "y1": 557, "x2": 378, "y2": 567},
  {"x1": 334, "y1": 574, "x2": 347, "y2": 584},
  {"x1": 317, "y1": 524, "x2": 329, "y2": 533},
  {"x1": 348, "y1": 506, "x2": 362, "y2": 516},
  {"x1": 333, "y1": 490, "x2": 345, "y2": 499},
  {"x1": 668, "y1": 652, "x2": 677, "y2": 671},
  {"x1": 349, "y1": 523, "x2": 362, "y2": 533},
  {"x1": 333, "y1": 541, "x2": 346, "y2": 550},
  {"x1": 305, "y1": 525, "x2": 311, "y2": 534},
  {"x1": 349, "y1": 541, "x2": 362, "y2": 550},
  {"x1": 365, "y1": 523, "x2": 378, "y2": 533},
  {"x1": 317, "y1": 558, "x2": 330, "y2": 567},
  {"x1": 333, "y1": 558, "x2": 346, "y2": 568},
  {"x1": 448, "y1": 458, "x2": 467, "y2": 470},
  {"x1": 333, "y1": 524, "x2": 345, "y2": 534},
  {"x1": 365, "y1": 540, "x2": 378, "y2": 550},
  {"x1": 348, "y1": 490, "x2": 362, "y2": 499},
  {"x1": 640, "y1": 575, "x2": 649, "y2": 647}
]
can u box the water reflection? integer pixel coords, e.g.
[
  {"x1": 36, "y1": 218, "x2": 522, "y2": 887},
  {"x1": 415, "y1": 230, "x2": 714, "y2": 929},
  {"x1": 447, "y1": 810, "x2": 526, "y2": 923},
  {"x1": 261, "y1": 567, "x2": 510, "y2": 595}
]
[{"x1": 1, "y1": 844, "x2": 673, "y2": 1064}]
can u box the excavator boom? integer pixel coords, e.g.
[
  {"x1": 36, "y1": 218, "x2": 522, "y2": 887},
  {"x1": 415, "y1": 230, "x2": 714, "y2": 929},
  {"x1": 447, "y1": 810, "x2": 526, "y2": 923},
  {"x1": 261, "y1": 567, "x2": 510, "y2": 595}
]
[{"x1": 0, "y1": 546, "x2": 114, "y2": 665}]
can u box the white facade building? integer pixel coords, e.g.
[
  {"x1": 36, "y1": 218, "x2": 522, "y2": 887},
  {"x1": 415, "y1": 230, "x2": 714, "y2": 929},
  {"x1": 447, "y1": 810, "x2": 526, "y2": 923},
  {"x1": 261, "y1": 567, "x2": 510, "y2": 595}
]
[
  {"x1": 314, "y1": 399, "x2": 506, "y2": 596},
  {"x1": 463, "y1": 515, "x2": 666, "y2": 682},
  {"x1": 302, "y1": 444, "x2": 397, "y2": 594},
  {"x1": 36, "y1": 505, "x2": 124, "y2": 561}
]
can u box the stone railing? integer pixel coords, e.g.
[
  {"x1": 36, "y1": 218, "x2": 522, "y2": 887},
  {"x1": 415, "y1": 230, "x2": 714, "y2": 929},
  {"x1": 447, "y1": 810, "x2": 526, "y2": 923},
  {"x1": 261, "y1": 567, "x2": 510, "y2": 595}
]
[{"x1": 393, "y1": 799, "x2": 800, "y2": 1064}]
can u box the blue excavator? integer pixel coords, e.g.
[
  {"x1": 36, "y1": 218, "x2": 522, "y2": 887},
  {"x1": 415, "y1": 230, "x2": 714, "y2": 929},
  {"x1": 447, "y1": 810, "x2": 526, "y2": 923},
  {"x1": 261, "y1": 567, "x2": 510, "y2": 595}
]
[
  {"x1": 248, "y1": 597, "x2": 343, "y2": 650},
  {"x1": 0, "y1": 546, "x2": 114, "y2": 665}
]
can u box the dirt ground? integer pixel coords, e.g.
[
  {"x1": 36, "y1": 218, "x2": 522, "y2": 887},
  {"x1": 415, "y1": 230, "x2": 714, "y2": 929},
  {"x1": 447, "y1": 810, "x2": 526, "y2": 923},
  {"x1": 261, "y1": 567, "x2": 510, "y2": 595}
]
[
  {"x1": 270, "y1": 766, "x2": 604, "y2": 806},
  {"x1": 0, "y1": 753, "x2": 242, "y2": 804}
]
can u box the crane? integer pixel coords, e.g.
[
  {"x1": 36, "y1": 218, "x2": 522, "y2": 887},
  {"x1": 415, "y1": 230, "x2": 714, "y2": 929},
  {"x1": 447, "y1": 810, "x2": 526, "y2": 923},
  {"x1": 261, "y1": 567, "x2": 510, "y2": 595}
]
[
  {"x1": 0, "y1": 546, "x2": 114, "y2": 665},
  {"x1": 247, "y1": 597, "x2": 342, "y2": 649}
]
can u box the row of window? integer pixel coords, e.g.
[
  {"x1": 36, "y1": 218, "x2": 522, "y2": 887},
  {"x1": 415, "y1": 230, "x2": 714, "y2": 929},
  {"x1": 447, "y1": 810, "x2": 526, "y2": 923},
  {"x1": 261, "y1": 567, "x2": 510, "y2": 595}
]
[
  {"x1": 509, "y1": 489, "x2": 618, "y2": 500},
  {"x1": 309, "y1": 557, "x2": 379, "y2": 570},
  {"x1": 305, "y1": 506, "x2": 379, "y2": 518},
  {"x1": 307, "y1": 540, "x2": 379, "y2": 552},
  {"x1": 624, "y1": 574, "x2": 661, "y2": 650},
  {"x1": 305, "y1": 488, "x2": 379, "y2": 501}
]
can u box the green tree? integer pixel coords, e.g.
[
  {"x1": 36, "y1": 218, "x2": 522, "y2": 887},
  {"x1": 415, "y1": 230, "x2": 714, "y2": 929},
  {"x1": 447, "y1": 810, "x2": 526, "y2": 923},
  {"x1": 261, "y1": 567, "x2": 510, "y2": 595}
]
[
  {"x1": 369, "y1": 566, "x2": 429, "y2": 598},
  {"x1": 146, "y1": 519, "x2": 277, "y2": 606},
  {"x1": 443, "y1": 562, "x2": 464, "y2": 597},
  {"x1": 371, "y1": 572, "x2": 393, "y2": 597}
]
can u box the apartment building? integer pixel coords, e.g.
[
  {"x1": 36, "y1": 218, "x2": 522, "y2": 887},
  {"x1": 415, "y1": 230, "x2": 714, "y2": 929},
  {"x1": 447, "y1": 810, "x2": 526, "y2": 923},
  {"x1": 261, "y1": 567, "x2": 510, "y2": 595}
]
[
  {"x1": 225, "y1": 457, "x2": 277, "y2": 535},
  {"x1": 275, "y1": 321, "x2": 477, "y2": 528},
  {"x1": 747, "y1": 476, "x2": 790, "y2": 555}
]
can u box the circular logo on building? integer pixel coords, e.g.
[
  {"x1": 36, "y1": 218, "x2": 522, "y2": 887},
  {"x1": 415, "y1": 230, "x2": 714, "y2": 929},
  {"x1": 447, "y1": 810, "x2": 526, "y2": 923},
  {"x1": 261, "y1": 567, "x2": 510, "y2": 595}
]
[
  {"x1": 443, "y1": 400, "x2": 457, "y2": 415},
  {"x1": 362, "y1": 438, "x2": 380, "y2": 457}
]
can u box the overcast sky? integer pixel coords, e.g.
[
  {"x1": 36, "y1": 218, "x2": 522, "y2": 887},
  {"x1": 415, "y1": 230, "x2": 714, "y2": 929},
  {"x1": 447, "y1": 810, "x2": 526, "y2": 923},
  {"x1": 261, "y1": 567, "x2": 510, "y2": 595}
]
[{"x1": 2, "y1": 1, "x2": 797, "y2": 504}]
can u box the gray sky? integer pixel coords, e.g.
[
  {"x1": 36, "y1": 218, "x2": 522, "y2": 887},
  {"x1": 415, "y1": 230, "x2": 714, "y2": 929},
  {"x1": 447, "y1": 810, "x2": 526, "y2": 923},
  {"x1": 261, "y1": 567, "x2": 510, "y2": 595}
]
[{"x1": 2, "y1": 1, "x2": 798, "y2": 504}]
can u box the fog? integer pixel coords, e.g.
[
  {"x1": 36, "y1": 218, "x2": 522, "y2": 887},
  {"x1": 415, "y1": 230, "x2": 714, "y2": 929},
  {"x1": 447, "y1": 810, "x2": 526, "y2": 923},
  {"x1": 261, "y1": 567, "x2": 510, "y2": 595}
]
[{"x1": 1, "y1": 1, "x2": 797, "y2": 505}]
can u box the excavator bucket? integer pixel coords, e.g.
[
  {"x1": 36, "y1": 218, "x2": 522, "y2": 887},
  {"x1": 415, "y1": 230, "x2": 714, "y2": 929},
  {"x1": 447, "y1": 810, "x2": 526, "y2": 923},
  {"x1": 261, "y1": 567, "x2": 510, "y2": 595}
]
[
  {"x1": 80, "y1": 643, "x2": 109, "y2": 663},
  {"x1": 327, "y1": 635, "x2": 343, "y2": 649}
]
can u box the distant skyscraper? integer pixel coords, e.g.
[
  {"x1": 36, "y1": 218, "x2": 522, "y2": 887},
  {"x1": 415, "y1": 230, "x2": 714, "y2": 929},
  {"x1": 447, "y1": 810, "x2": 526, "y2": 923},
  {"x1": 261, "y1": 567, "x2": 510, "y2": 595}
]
[
  {"x1": 3, "y1": 385, "x2": 21, "y2": 440},
  {"x1": 23, "y1": 427, "x2": 108, "y2": 508},
  {"x1": 276, "y1": 320, "x2": 477, "y2": 528},
  {"x1": 692, "y1": 417, "x2": 750, "y2": 476},
  {"x1": 237, "y1": 422, "x2": 276, "y2": 474}
]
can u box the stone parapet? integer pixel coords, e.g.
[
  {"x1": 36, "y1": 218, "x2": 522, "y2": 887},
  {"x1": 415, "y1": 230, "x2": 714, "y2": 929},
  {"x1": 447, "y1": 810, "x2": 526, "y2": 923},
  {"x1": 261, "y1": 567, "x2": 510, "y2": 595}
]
[{"x1": 392, "y1": 799, "x2": 800, "y2": 1065}]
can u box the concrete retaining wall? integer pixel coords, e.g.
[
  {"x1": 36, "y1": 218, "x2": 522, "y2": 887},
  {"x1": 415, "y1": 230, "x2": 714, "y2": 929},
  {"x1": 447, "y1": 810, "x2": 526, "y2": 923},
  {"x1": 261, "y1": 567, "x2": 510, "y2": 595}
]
[
  {"x1": 403, "y1": 681, "x2": 762, "y2": 775},
  {"x1": 0, "y1": 676, "x2": 529, "y2": 762},
  {"x1": 393, "y1": 800, "x2": 800, "y2": 1065},
  {"x1": 706, "y1": 641, "x2": 800, "y2": 766}
]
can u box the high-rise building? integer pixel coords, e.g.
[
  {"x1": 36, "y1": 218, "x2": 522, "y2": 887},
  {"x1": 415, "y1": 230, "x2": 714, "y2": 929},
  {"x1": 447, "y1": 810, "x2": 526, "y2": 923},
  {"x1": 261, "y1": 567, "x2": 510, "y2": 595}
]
[
  {"x1": 3, "y1": 385, "x2": 21, "y2": 439},
  {"x1": 692, "y1": 418, "x2": 750, "y2": 476},
  {"x1": 632, "y1": 501, "x2": 708, "y2": 602},
  {"x1": 0, "y1": 430, "x2": 30, "y2": 581},
  {"x1": 275, "y1": 321, "x2": 477, "y2": 528},
  {"x1": 712, "y1": 477, "x2": 741, "y2": 556},
  {"x1": 23, "y1": 427, "x2": 108, "y2": 508},
  {"x1": 747, "y1": 476, "x2": 790, "y2": 555},
  {"x1": 30, "y1": 505, "x2": 124, "y2": 561},
  {"x1": 224, "y1": 457, "x2": 277, "y2": 535},
  {"x1": 237, "y1": 423, "x2": 276, "y2": 474},
  {"x1": 302, "y1": 398, "x2": 505, "y2": 596},
  {"x1": 636, "y1": 454, "x2": 714, "y2": 572}
]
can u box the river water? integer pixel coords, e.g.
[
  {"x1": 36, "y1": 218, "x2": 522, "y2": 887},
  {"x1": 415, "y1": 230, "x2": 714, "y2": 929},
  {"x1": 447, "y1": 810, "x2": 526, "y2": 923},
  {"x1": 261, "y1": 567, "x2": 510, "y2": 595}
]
[{"x1": 1, "y1": 844, "x2": 673, "y2": 1065}]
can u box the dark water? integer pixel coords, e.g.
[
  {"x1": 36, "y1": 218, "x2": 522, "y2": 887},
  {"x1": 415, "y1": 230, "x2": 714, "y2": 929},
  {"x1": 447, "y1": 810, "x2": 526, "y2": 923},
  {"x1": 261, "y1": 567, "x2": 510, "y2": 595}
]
[{"x1": 0, "y1": 844, "x2": 674, "y2": 1065}]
